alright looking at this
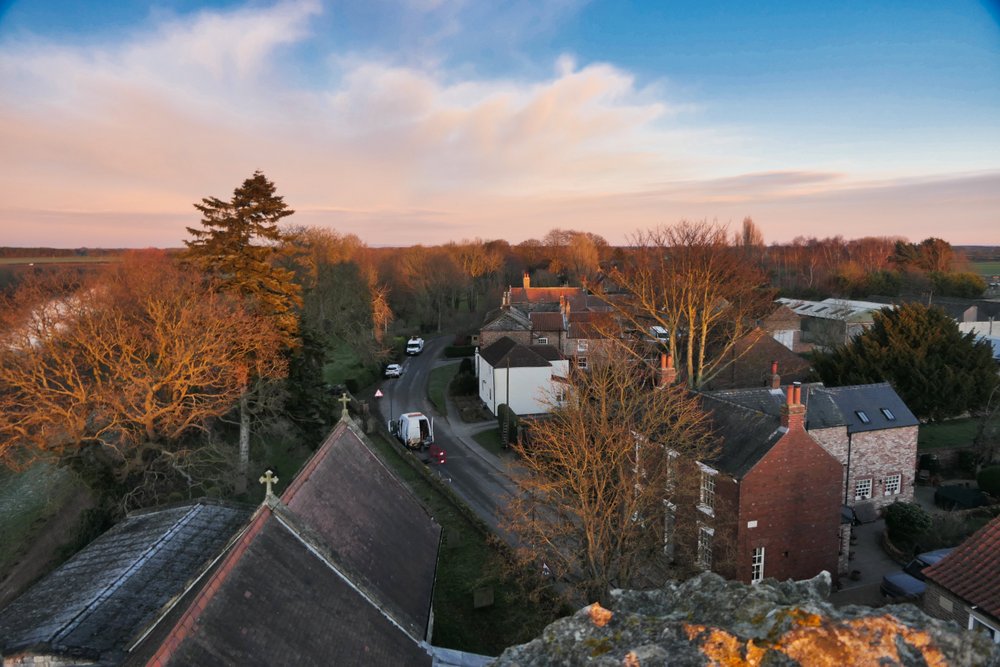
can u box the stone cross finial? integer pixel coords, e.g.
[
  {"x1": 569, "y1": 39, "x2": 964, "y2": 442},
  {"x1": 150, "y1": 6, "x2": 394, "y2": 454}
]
[
  {"x1": 259, "y1": 469, "x2": 279, "y2": 497},
  {"x1": 338, "y1": 392, "x2": 351, "y2": 419}
]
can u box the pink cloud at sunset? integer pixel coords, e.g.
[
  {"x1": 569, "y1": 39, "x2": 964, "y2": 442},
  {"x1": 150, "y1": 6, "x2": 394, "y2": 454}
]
[{"x1": 0, "y1": 0, "x2": 997, "y2": 247}]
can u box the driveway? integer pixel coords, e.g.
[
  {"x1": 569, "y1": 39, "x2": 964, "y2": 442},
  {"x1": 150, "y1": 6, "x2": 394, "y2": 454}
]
[{"x1": 829, "y1": 518, "x2": 899, "y2": 607}]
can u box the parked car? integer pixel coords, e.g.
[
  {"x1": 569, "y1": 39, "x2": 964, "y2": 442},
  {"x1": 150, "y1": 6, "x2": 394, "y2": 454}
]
[
  {"x1": 384, "y1": 363, "x2": 402, "y2": 378},
  {"x1": 880, "y1": 548, "x2": 954, "y2": 599}
]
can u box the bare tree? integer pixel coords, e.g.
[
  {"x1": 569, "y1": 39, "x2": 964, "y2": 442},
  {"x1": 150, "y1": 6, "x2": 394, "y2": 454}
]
[
  {"x1": 503, "y1": 346, "x2": 716, "y2": 604},
  {"x1": 0, "y1": 252, "x2": 285, "y2": 509},
  {"x1": 601, "y1": 221, "x2": 773, "y2": 388}
]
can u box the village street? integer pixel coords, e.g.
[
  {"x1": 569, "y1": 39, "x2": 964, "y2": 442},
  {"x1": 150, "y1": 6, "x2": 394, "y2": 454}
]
[{"x1": 374, "y1": 336, "x2": 518, "y2": 538}]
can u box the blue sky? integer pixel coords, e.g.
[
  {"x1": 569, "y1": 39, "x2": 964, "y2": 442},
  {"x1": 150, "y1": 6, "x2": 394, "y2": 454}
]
[{"x1": 1, "y1": 0, "x2": 997, "y2": 247}]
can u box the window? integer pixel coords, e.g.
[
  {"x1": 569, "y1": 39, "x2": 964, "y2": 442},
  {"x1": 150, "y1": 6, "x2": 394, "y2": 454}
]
[
  {"x1": 699, "y1": 468, "x2": 716, "y2": 513},
  {"x1": 697, "y1": 525, "x2": 714, "y2": 570},
  {"x1": 884, "y1": 473, "x2": 901, "y2": 496},
  {"x1": 663, "y1": 502, "x2": 676, "y2": 559},
  {"x1": 577, "y1": 339, "x2": 588, "y2": 352},
  {"x1": 751, "y1": 547, "x2": 765, "y2": 584},
  {"x1": 664, "y1": 450, "x2": 679, "y2": 493},
  {"x1": 537, "y1": 336, "x2": 548, "y2": 345},
  {"x1": 855, "y1": 410, "x2": 871, "y2": 424},
  {"x1": 855, "y1": 478, "x2": 873, "y2": 500},
  {"x1": 577, "y1": 356, "x2": 588, "y2": 369},
  {"x1": 880, "y1": 408, "x2": 896, "y2": 421}
]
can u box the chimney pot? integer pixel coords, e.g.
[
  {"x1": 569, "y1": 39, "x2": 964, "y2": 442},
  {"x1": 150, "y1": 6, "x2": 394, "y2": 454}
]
[
  {"x1": 657, "y1": 353, "x2": 677, "y2": 388},
  {"x1": 523, "y1": 271, "x2": 530, "y2": 290},
  {"x1": 770, "y1": 360, "x2": 781, "y2": 389}
]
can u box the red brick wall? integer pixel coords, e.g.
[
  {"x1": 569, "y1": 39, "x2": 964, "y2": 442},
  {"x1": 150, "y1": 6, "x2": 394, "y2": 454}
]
[{"x1": 737, "y1": 428, "x2": 843, "y2": 584}]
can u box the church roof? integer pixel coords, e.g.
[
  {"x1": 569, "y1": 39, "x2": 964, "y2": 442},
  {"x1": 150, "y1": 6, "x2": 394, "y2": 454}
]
[
  {"x1": 146, "y1": 420, "x2": 441, "y2": 666},
  {"x1": 0, "y1": 500, "x2": 251, "y2": 662}
]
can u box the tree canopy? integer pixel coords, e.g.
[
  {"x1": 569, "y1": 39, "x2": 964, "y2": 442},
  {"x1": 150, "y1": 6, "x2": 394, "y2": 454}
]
[
  {"x1": 811, "y1": 303, "x2": 999, "y2": 421},
  {"x1": 184, "y1": 170, "x2": 302, "y2": 346},
  {"x1": 504, "y1": 346, "x2": 716, "y2": 603},
  {"x1": 0, "y1": 252, "x2": 285, "y2": 508}
]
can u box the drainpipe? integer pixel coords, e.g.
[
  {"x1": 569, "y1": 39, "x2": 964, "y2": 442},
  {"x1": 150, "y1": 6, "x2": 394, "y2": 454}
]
[{"x1": 844, "y1": 431, "x2": 853, "y2": 505}]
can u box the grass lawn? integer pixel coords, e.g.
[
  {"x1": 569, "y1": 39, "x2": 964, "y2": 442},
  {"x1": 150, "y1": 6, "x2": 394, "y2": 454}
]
[
  {"x1": 971, "y1": 260, "x2": 1000, "y2": 277},
  {"x1": 918, "y1": 417, "x2": 978, "y2": 450},
  {"x1": 363, "y1": 430, "x2": 561, "y2": 655},
  {"x1": 0, "y1": 256, "x2": 121, "y2": 265},
  {"x1": 323, "y1": 340, "x2": 378, "y2": 389},
  {"x1": 428, "y1": 362, "x2": 460, "y2": 416},
  {"x1": 473, "y1": 427, "x2": 508, "y2": 457}
]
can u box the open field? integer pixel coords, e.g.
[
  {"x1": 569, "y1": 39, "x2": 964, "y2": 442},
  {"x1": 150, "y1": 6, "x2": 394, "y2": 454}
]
[
  {"x1": 918, "y1": 417, "x2": 978, "y2": 450},
  {"x1": 970, "y1": 260, "x2": 1000, "y2": 278}
]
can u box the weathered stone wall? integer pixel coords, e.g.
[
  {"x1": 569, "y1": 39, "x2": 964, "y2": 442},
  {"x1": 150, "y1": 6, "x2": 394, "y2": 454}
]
[
  {"x1": 492, "y1": 572, "x2": 1000, "y2": 666},
  {"x1": 479, "y1": 329, "x2": 530, "y2": 349},
  {"x1": 923, "y1": 580, "x2": 972, "y2": 628}
]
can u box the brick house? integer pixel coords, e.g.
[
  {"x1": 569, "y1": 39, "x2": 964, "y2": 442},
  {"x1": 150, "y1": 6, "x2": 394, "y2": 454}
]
[
  {"x1": 684, "y1": 382, "x2": 844, "y2": 585},
  {"x1": 922, "y1": 515, "x2": 1000, "y2": 644}
]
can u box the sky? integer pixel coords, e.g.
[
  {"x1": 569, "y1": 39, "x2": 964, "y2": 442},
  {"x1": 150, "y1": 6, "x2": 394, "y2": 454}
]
[{"x1": 0, "y1": 0, "x2": 998, "y2": 248}]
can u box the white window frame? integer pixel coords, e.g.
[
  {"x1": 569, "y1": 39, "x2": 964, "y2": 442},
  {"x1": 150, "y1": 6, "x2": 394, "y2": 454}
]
[
  {"x1": 751, "y1": 547, "x2": 765, "y2": 584},
  {"x1": 664, "y1": 449, "x2": 679, "y2": 494},
  {"x1": 969, "y1": 610, "x2": 1000, "y2": 643},
  {"x1": 663, "y1": 501, "x2": 676, "y2": 560},
  {"x1": 577, "y1": 356, "x2": 588, "y2": 369},
  {"x1": 854, "y1": 478, "x2": 873, "y2": 501},
  {"x1": 577, "y1": 339, "x2": 589, "y2": 352},
  {"x1": 698, "y1": 464, "x2": 717, "y2": 516},
  {"x1": 884, "y1": 473, "x2": 901, "y2": 496},
  {"x1": 697, "y1": 525, "x2": 714, "y2": 570},
  {"x1": 537, "y1": 336, "x2": 548, "y2": 345}
]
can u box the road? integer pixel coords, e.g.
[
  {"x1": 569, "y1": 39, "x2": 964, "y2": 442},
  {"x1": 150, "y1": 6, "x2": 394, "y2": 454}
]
[{"x1": 373, "y1": 336, "x2": 517, "y2": 535}]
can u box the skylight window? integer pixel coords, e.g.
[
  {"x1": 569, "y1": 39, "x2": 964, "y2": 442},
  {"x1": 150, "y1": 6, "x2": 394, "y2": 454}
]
[
  {"x1": 880, "y1": 408, "x2": 896, "y2": 421},
  {"x1": 855, "y1": 410, "x2": 871, "y2": 424}
]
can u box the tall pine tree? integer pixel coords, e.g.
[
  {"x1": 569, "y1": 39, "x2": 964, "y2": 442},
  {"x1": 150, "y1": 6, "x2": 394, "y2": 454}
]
[
  {"x1": 184, "y1": 171, "x2": 302, "y2": 346},
  {"x1": 183, "y1": 172, "x2": 303, "y2": 484}
]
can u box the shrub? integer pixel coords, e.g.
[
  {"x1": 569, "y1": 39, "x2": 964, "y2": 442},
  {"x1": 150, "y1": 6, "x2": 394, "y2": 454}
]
[
  {"x1": 450, "y1": 373, "x2": 478, "y2": 396},
  {"x1": 884, "y1": 501, "x2": 932, "y2": 550},
  {"x1": 978, "y1": 466, "x2": 1000, "y2": 497},
  {"x1": 459, "y1": 357, "x2": 474, "y2": 375}
]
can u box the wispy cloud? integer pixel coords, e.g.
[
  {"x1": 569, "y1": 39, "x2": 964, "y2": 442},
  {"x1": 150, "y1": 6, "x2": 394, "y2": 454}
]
[{"x1": 0, "y1": 0, "x2": 996, "y2": 248}]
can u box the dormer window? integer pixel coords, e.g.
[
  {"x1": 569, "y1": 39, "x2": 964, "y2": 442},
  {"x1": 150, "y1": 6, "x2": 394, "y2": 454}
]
[
  {"x1": 880, "y1": 408, "x2": 896, "y2": 421},
  {"x1": 855, "y1": 410, "x2": 870, "y2": 424}
]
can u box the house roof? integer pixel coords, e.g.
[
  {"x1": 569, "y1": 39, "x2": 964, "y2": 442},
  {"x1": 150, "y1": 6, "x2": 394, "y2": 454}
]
[
  {"x1": 702, "y1": 382, "x2": 916, "y2": 434},
  {"x1": 818, "y1": 383, "x2": 918, "y2": 433},
  {"x1": 145, "y1": 419, "x2": 441, "y2": 666},
  {"x1": 924, "y1": 515, "x2": 1000, "y2": 620},
  {"x1": 152, "y1": 510, "x2": 433, "y2": 667},
  {"x1": 507, "y1": 286, "x2": 588, "y2": 311},
  {"x1": 479, "y1": 336, "x2": 557, "y2": 368},
  {"x1": 698, "y1": 394, "x2": 786, "y2": 478},
  {"x1": 481, "y1": 306, "x2": 531, "y2": 332},
  {"x1": 529, "y1": 311, "x2": 564, "y2": 331},
  {"x1": 703, "y1": 328, "x2": 810, "y2": 391},
  {"x1": 776, "y1": 297, "x2": 890, "y2": 322},
  {"x1": 0, "y1": 500, "x2": 251, "y2": 662}
]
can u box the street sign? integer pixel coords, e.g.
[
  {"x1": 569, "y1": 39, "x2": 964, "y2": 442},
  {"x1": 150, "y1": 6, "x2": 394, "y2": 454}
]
[{"x1": 374, "y1": 389, "x2": 384, "y2": 398}]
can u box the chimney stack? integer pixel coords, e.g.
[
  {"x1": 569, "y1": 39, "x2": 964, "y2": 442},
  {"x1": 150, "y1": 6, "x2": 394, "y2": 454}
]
[
  {"x1": 657, "y1": 353, "x2": 677, "y2": 388},
  {"x1": 770, "y1": 361, "x2": 781, "y2": 389},
  {"x1": 523, "y1": 271, "x2": 530, "y2": 290},
  {"x1": 780, "y1": 381, "x2": 806, "y2": 429}
]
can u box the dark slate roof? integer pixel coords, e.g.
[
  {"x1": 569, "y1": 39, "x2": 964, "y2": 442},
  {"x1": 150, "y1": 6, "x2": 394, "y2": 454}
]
[
  {"x1": 703, "y1": 383, "x2": 845, "y2": 431},
  {"x1": 145, "y1": 419, "x2": 440, "y2": 667},
  {"x1": 703, "y1": 329, "x2": 810, "y2": 391},
  {"x1": 160, "y1": 515, "x2": 432, "y2": 667},
  {"x1": 698, "y1": 394, "x2": 785, "y2": 478},
  {"x1": 481, "y1": 307, "x2": 531, "y2": 332},
  {"x1": 817, "y1": 383, "x2": 918, "y2": 433},
  {"x1": 0, "y1": 501, "x2": 250, "y2": 662},
  {"x1": 530, "y1": 344, "x2": 564, "y2": 362},
  {"x1": 924, "y1": 515, "x2": 1000, "y2": 620},
  {"x1": 280, "y1": 421, "x2": 441, "y2": 640},
  {"x1": 479, "y1": 336, "x2": 553, "y2": 368}
]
